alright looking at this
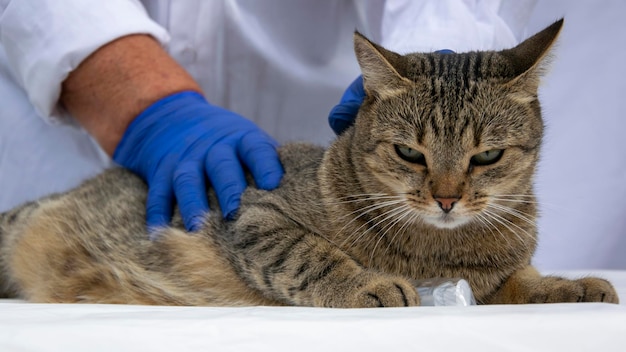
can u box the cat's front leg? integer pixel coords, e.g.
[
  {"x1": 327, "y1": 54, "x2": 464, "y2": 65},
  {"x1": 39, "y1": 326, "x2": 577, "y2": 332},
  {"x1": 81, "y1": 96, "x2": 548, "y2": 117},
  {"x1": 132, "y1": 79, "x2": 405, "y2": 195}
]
[
  {"x1": 314, "y1": 268, "x2": 421, "y2": 308},
  {"x1": 231, "y1": 213, "x2": 420, "y2": 308},
  {"x1": 487, "y1": 266, "x2": 619, "y2": 304},
  {"x1": 254, "y1": 234, "x2": 421, "y2": 308}
]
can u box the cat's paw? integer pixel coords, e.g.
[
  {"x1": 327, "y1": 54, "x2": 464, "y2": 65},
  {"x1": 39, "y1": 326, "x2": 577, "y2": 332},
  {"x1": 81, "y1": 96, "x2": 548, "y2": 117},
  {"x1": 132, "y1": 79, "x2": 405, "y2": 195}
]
[
  {"x1": 573, "y1": 277, "x2": 619, "y2": 304},
  {"x1": 336, "y1": 272, "x2": 420, "y2": 308},
  {"x1": 529, "y1": 276, "x2": 619, "y2": 304}
]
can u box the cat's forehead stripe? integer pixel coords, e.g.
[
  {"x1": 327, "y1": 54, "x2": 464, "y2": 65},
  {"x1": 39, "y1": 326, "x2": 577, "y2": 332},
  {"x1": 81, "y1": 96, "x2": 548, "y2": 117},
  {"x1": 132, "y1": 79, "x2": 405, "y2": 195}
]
[{"x1": 406, "y1": 52, "x2": 512, "y2": 84}]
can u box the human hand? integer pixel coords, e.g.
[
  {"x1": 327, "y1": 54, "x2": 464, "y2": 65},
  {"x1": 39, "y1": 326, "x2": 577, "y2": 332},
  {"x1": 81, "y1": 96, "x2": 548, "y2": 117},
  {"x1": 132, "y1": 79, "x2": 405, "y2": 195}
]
[
  {"x1": 328, "y1": 50, "x2": 455, "y2": 135},
  {"x1": 328, "y1": 75, "x2": 365, "y2": 135},
  {"x1": 113, "y1": 91, "x2": 284, "y2": 235}
]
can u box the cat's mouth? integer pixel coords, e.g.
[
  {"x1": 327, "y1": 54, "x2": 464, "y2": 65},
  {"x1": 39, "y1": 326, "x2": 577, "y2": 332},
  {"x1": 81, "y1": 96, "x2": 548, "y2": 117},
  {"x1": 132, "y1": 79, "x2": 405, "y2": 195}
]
[
  {"x1": 403, "y1": 196, "x2": 474, "y2": 229},
  {"x1": 422, "y1": 212, "x2": 472, "y2": 229}
]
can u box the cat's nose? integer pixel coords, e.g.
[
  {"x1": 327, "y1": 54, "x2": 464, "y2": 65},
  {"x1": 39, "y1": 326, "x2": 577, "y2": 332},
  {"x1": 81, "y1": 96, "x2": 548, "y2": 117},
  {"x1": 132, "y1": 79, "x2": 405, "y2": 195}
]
[{"x1": 434, "y1": 196, "x2": 461, "y2": 213}]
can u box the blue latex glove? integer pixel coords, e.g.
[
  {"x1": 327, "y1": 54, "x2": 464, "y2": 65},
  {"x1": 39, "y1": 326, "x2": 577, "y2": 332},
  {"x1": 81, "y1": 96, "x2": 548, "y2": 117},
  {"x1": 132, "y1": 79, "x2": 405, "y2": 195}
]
[
  {"x1": 328, "y1": 76, "x2": 365, "y2": 135},
  {"x1": 113, "y1": 91, "x2": 284, "y2": 234},
  {"x1": 328, "y1": 50, "x2": 455, "y2": 135}
]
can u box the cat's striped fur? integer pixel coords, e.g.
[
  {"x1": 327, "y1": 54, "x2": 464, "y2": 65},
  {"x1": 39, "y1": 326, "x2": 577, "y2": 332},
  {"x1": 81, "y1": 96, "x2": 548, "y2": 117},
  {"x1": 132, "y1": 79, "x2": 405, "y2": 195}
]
[{"x1": 0, "y1": 19, "x2": 618, "y2": 306}]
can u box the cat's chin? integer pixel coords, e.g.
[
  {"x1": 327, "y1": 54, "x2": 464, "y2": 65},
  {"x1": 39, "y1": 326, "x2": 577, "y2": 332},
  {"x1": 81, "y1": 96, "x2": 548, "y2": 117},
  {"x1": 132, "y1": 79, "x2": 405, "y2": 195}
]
[{"x1": 422, "y1": 214, "x2": 472, "y2": 230}]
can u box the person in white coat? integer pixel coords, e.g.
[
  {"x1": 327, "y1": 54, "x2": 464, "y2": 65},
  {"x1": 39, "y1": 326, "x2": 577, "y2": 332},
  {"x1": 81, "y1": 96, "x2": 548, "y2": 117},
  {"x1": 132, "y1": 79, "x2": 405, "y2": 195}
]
[
  {"x1": 0, "y1": 0, "x2": 533, "y2": 223},
  {"x1": 6, "y1": 1, "x2": 620, "y2": 270}
]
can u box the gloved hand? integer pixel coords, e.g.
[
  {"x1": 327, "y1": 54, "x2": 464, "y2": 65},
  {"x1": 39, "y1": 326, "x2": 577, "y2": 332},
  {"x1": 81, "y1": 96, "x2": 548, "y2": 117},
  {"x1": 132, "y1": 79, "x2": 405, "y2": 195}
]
[
  {"x1": 113, "y1": 91, "x2": 284, "y2": 235},
  {"x1": 328, "y1": 75, "x2": 365, "y2": 135},
  {"x1": 328, "y1": 50, "x2": 455, "y2": 135}
]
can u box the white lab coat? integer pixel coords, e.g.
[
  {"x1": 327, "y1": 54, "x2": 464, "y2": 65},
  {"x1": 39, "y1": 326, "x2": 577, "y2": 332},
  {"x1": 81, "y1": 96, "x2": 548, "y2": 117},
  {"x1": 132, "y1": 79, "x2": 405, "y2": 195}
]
[
  {"x1": 2, "y1": 0, "x2": 623, "y2": 270},
  {"x1": 0, "y1": 0, "x2": 530, "y2": 204}
]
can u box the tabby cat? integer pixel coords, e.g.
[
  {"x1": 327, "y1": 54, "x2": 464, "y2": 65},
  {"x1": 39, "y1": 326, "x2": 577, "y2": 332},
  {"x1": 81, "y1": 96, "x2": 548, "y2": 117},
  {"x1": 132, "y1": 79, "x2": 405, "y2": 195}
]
[{"x1": 0, "y1": 19, "x2": 619, "y2": 307}]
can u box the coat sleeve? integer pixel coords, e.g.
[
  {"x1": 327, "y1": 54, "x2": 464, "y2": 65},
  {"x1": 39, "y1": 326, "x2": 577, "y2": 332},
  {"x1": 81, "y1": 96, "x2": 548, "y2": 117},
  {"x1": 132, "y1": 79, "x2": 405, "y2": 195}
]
[
  {"x1": 0, "y1": 0, "x2": 170, "y2": 122},
  {"x1": 365, "y1": 0, "x2": 537, "y2": 54}
]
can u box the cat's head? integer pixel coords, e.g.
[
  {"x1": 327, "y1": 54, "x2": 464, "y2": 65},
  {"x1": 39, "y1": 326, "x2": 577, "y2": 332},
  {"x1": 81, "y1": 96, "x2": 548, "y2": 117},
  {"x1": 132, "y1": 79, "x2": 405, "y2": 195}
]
[{"x1": 347, "y1": 20, "x2": 563, "y2": 230}]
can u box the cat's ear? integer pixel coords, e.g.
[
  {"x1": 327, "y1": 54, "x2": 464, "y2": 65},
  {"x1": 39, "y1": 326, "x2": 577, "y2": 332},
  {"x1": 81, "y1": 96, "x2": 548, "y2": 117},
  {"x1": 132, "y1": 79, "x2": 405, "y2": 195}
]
[
  {"x1": 354, "y1": 31, "x2": 412, "y2": 99},
  {"x1": 500, "y1": 19, "x2": 564, "y2": 91}
]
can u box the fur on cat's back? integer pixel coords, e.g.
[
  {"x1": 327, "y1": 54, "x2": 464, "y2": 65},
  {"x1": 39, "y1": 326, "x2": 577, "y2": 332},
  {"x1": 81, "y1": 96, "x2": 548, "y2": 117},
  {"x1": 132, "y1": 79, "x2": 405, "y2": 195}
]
[{"x1": 0, "y1": 19, "x2": 619, "y2": 306}]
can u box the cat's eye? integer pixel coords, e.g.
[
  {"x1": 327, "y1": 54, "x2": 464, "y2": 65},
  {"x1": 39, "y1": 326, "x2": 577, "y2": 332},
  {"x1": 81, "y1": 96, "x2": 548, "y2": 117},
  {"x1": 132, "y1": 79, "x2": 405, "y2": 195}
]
[
  {"x1": 470, "y1": 149, "x2": 504, "y2": 166},
  {"x1": 394, "y1": 145, "x2": 426, "y2": 165}
]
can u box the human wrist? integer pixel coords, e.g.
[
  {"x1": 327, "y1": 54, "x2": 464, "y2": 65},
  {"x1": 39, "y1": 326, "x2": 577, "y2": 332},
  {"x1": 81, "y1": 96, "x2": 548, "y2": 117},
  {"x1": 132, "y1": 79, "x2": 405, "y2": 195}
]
[{"x1": 60, "y1": 34, "x2": 202, "y2": 156}]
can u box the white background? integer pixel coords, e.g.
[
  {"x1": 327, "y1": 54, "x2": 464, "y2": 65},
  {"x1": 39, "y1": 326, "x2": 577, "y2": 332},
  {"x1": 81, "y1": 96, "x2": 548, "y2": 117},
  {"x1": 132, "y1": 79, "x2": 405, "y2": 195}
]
[{"x1": 527, "y1": 1, "x2": 626, "y2": 269}]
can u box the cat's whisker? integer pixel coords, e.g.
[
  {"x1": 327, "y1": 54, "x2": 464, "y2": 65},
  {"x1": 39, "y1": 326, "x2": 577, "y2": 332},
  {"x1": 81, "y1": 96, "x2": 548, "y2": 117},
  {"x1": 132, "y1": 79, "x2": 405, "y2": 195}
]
[
  {"x1": 334, "y1": 197, "x2": 406, "y2": 223},
  {"x1": 333, "y1": 193, "x2": 395, "y2": 200},
  {"x1": 325, "y1": 193, "x2": 400, "y2": 203},
  {"x1": 474, "y1": 213, "x2": 511, "y2": 247},
  {"x1": 482, "y1": 208, "x2": 535, "y2": 249},
  {"x1": 491, "y1": 194, "x2": 561, "y2": 213},
  {"x1": 481, "y1": 209, "x2": 525, "y2": 244},
  {"x1": 490, "y1": 194, "x2": 536, "y2": 198},
  {"x1": 378, "y1": 206, "x2": 418, "y2": 263},
  {"x1": 485, "y1": 207, "x2": 533, "y2": 236},
  {"x1": 368, "y1": 205, "x2": 413, "y2": 263},
  {"x1": 311, "y1": 193, "x2": 400, "y2": 207},
  {"x1": 490, "y1": 198, "x2": 540, "y2": 204},
  {"x1": 328, "y1": 194, "x2": 404, "y2": 209},
  {"x1": 337, "y1": 199, "x2": 407, "y2": 249},
  {"x1": 487, "y1": 203, "x2": 536, "y2": 227},
  {"x1": 343, "y1": 202, "x2": 409, "y2": 250},
  {"x1": 362, "y1": 206, "x2": 405, "y2": 248},
  {"x1": 343, "y1": 200, "x2": 413, "y2": 252}
]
